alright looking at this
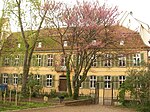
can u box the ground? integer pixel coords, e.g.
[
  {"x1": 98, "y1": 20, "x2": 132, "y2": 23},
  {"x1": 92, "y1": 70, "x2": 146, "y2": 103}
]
[{"x1": 12, "y1": 105, "x2": 135, "y2": 112}]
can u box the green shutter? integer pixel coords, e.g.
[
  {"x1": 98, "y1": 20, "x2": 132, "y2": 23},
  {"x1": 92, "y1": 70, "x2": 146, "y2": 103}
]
[
  {"x1": 18, "y1": 74, "x2": 22, "y2": 85},
  {"x1": 112, "y1": 76, "x2": 119, "y2": 89},
  {"x1": 0, "y1": 74, "x2": 2, "y2": 84},
  {"x1": 97, "y1": 57, "x2": 101, "y2": 67},
  {"x1": 10, "y1": 56, "x2": 13, "y2": 66},
  {"x1": 44, "y1": 55, "x2": 48, "y2": 67},
  {"x1": 0, "y1": 56, "x2": 2, "y2": 66},
  {"x1": 52, "y1": 75, "x2": 55, "y2": 87},
  {"x1": 31, "y1": 55, "x2": 37, "y2": 66},
  {"x1": 41, "y1": 55, "x2": 44, "y2": 66},
  {"x1": 112, "y1": 54, "x2": 114, "y2": 67},
  {"x1": 130, "y1": 54, "x2": 133, "y2": 67},
  {"x1": 97, "y1": 76, "x2": 104, "y2": 89},
  {"x1": 115, "y1": 54, "x2": 118, "y2": 67},
  {"x1": 83, "y1": 76, "x2": 89, "y2": 89},
  {"x1": 8, "y1": 74, "x2": 13, "y2": 85},
  {"x1": 126, "y1": 54, "x2": 130, "y2": 67},
  {"x1": 141, "y1": 53, "x2": 144, "y2": 66},
  {"x1": 1, "y1": 56, "x2": 4, "y2": 66},
  {"x1": 20, "y1": 55, "x2": 24, "y2": 66},
  {"x1": 38, "y1": 75, "x2": 42, "y2": 85},
  {"x1": 42, "y1": 75, "x2": 46, "y2": 87},
  {"x1": 101, "y1": 55, "x2": 104, "y2": 67}
]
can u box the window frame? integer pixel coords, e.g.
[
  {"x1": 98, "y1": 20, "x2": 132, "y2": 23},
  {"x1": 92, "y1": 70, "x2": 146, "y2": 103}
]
[
  {"x1": 103, "y1": 54, "x2": 112, "y2": 67},
  {"x1": 104, "y1": 75, "x2": 111, "y2": 89},
  {"x1": 47, "y1": 54, "x2": 53, "y2": 66},
  {"x1": 89, "y1": 75, "x2": 97, "y2": 89},
  {"x1": 133, "y1": 53, "x2": 141, "y2": 66},
  {"x1": 14, "y1": 55, "x2": 20, "y2": 66},
  {"x1": 118, "y1": 55, "x2": 126, "y2": 67},
  {"x1": 13, "y1": 74, "x2": 18, "y2": 85},
  {"x1": 3, "y1": 73, "x2": 8, "y2": 84},
  {"x1": 119, "y1": 75, "x2": 126, "y2": 87},
  {"x1": 46, "y1": 74, "x2": 53, "y2": 87},
  {"x1": 36, "y1": 55, "x2": 42, "y2": 66}
]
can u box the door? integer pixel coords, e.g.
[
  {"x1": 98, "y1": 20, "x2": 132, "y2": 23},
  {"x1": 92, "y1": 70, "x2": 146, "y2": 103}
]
[{"x1": 59, "y1": 76, "x2": 67, "y2": 91}]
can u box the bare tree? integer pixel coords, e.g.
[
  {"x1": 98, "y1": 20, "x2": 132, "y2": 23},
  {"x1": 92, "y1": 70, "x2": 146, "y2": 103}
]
[{"x1": 5, "y1": 0, "x2": 59, "y2": 96}]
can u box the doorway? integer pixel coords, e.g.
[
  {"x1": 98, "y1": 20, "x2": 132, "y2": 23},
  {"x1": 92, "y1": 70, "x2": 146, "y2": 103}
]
[{"x1": 59, "y1": 75, "x2": 67, "y2": 91}]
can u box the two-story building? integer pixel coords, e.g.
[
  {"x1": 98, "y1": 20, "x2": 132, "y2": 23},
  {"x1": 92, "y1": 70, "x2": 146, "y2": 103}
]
[{"x1": 0, "y1": 25, "x2": 149, "y2": 104}]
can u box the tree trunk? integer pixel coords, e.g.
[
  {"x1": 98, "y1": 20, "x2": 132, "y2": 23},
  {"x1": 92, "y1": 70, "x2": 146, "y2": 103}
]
[
  {"x1": 73, "y1": 84, "x2": 80, "y2": 100},
  {"x1": 66, "y1": 65, "x2": 72, "y2": 97},
  {"x1": 21, "y1": 66, "x2": 29, "y2": 97}
]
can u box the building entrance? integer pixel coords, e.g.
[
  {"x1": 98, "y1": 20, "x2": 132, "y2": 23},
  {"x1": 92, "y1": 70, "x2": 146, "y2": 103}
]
[{"x1": 59, "y1": 75, "x2": 67, "y2": 91}]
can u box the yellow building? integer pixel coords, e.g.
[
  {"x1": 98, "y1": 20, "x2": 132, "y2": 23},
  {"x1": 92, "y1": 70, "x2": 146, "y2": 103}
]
[{"x1": 0, "y1": 25, "x2": 149, "y2": 104}]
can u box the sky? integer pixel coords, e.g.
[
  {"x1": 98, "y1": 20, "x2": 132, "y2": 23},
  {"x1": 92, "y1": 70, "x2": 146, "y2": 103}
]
[
  {"x1": 57, "y1": 0, "x2": 150, "y2": 26},
  {"x1": 0, "y1": 0, "x2": 150, "y2": 31}
]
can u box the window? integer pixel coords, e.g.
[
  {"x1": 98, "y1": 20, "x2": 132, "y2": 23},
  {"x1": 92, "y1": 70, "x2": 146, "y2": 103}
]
[
  {"x1": 63, "y1": 41, "x2": 67, "y2": 47},
  {"x1": 91, "y1": 56, "x2": 97, "y2": 67},
  {"x1": 35, "y1": 74, "x2": 40, "y2": 85},
  {"x1": 18, "y1": 43, "x2": 21, "y2": 48},
  {"x1": 4, "y1": 56, "x2": 9, "y2": 66},
  {"x1": 14, "y1": 55, "x2": 19, "y2": 66},
  {"x1": 133, "y1": 53, "x2": 141, "y2": 66},
  {"x1": 103, "y1": 54, "x2": 112, "y2": 67},
  {"x1": 90, "y1": 75, "x2": 97, "y2": 88},
  {"x1": 37, "y1": 42, "x2": 42, "y2": 48},
  {"x1": 47, "y1": 54, "x2": 53, "y2": 66},
  {"x1": 36, "y1": 55, "x2": 42, "y2": 66},
  {"x1": 120, "y1": 40, "x2": 124, "y2": 45},
  {"x1": 104, "y1": 76, "x2": 111, "y2": 89},
  {"x1": 118, "y1": 55, "x2": 126, "y2": 67},
  {"x1": 61, "y1": 56, "x2": 66, "y2": 66},
  {"x1": 92, "y1": 40, "x2": 96, "y2": 45},
  {"x1": 3, "y1": 74, "x2": 8, "y2": 84},
  {"x1": 46, "y1": 74, "x2": 53, "y2": 87},
  {"x1": 79, "y1": 75, "x2": 83, "y2": 88},
  {"x1": 13, "y1": 74, "x2": 18, "y2": 85},
  {"x1": 119, "y1": 76, "x2": 125, "y2": 87}
]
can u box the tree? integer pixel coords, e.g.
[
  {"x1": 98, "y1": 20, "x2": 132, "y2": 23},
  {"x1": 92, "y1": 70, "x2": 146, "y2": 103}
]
[
  {"x1": 119, "y1": 68, "x2": 150, "y2": 112},
  {"x1": 0, "y1": 0, "x2": 11, "y2": 56},
  {"x1": 5, "y1": 0, "x2": 58, "y2": 96},
  {"x1": 46, "y1": 0, "x2": 123, "y2": 99}
]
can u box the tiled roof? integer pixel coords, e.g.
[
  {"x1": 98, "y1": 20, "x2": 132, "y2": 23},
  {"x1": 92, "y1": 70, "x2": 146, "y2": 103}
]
[{"x1": 1, "y1": 25, "x2": 149, "y2": 53}]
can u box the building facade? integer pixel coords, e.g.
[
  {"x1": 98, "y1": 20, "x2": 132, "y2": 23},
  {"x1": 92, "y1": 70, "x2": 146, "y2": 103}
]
[{"x1": 0, "y1": 25, "x2": 149, "y2": 104}]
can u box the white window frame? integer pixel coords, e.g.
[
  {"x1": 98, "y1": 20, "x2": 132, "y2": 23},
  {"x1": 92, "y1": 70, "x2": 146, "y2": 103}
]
[
  {"x1": 90, "y1": 75, "x2": 97, "y2": 89},
  {"x1": 118, "y1": 55, "x2": 126, "y2": 67},
  {"x1": 18, "y1": 43, "x2": 21, "y2": 48},
  {"x1": 103, "y1": 54, "x2": 112, "y2": 67},
  {"x1": 46, "y1": 74, "x2": 53, "y2": 87},
  {"x1": 79, "y1": 75, "x2": 83, "y2": 88},
  {"x1": 133, "y1": 53, "x2": 141, "y2": 66},
  {"x1": 14, "y1": 55, "x2": 19, "y2": 66},
  {"x1": 35, "y1": 74, "x2": 40, "y2": 84},
  {"x1": 63, "y1": 41, "x2": 68, "y2": 47},
  {"x1": 120, "y1": 40, "x2": 124, "y2": 45},
  {"x1": 61, "y1": 56, "x2": 66, "y2": 66},
  {"x1": 104, "y1": 76, "x2": 111, "y2": 89},
  {"x1": 37, "y1": 55, "x2": 42, "y2": 66},
  {"x1": 119, "y1": 75, "x2": 126, "y2": 87},
  {"x1": 92, "y1": 40, "x2": 96, "y2": 45},
  {"x1": 3, "y1": 74, "x2": 8, "y2": 84},
  {"x1": 37, "y1": 42, "x2": 42, "y2": 48},
  {"x1": 13, "y1": 74, "x2": 18, "y2": 85},
  {"x1": 4, "y1": 56, "x2": 9, "y2": 66},
  {"x1": 47, "y1": 54, "x2": 53, "y2": 66},
  {"x1": 91, "y1": 56, "x2": 97, "y2": 67}
]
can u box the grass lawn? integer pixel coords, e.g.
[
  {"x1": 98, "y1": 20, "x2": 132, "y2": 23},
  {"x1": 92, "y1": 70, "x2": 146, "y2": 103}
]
[{"x1": 0, "y1": 101, "x2": 52, "y2": 111}]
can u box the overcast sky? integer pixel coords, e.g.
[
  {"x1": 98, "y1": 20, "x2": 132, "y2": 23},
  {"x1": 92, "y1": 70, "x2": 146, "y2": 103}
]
[
  {"x1": 0, "y1": 0, "x2": 150, "y2": 31},
  {"x1": 57, "y1": 0, "x2": 150, "y2": 26}
]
